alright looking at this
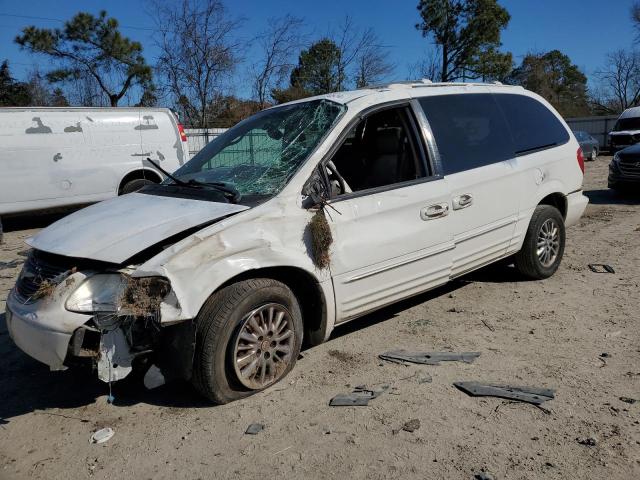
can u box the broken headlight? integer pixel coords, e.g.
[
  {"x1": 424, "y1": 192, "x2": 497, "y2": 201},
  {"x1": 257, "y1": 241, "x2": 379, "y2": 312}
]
[{"x1": 65, "y1": 274, "x2": 128, "y2": 314}]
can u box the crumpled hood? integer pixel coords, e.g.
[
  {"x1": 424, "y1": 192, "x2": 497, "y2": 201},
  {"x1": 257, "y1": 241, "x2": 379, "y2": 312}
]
[{"x1": 27, "y1": 193, "x2": 249, "y2": 264}]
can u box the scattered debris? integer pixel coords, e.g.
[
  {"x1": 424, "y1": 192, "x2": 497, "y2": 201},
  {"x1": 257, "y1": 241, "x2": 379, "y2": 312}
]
[
  {"x1": 588, "y1": 264, "x2": 615, "y2": 274},
  {"x1": 474, "y1": 472, "x2": 495, "y2": 480},
  {"x1": 329, "y1": 385, "x2": 389, "y2": 406},
  {"x1": 453, "y1": 382, "x2": 555, "y2": 406},
  {"x1": 308, "y1": 209, "x2": 333, "y2": 269},
  {"x1": 379, "y1": 350, "x2": 480, "y2": 366},
  {"x1": 417, "y1": 372, "x2": 433, "y2": 384},
  {"x1": 480, "y1": 319, "x2": 495, "y2": 332},
  {"x1": 576, "y1": 436, "x2": 597, "y2": 447},
  {"x1": 600, "y1": 352, "x2": 611, "y2": 358},
  {"x1": 0, "y1": 259, "x2": 23, "y2": 270},
  {"x1": 245, "y1": 424, "x2": 264, "y2": 435},
  {"x1": 143, "y1": 365, "x2": 166, "y2": 390},
  {"x1": 619, "y1": 396, "x2": 637, "y2": 405},
  {"x1": 89, "y1": 427, "x2": 114, "y2": 444},
  {"x1": 447, "y1": 307, "x2": 465, "y2": 313},
  {"x1": 402, "y1": 419, "x2": 420, "y2": 433}
]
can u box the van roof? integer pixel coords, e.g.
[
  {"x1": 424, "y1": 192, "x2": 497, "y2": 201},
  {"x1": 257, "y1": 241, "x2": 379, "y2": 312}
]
[
  {"x1": 619, "y1": 106, "x2": 640, "y2": 119},
  {"x1": 281, "y1": 80, "x2": 525, "y2": 106}
]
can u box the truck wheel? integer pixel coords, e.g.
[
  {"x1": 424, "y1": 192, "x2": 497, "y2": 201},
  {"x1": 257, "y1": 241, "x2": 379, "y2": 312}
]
[
  {"x1": 514, "y1": 205, "x2": 565, "y2": 280},
  {"x1": 191, "y1": 278, "x2": 303, "y2": 404},
  {"x1": 120, "y1": 178, "x2": 154, "y2": 194}
]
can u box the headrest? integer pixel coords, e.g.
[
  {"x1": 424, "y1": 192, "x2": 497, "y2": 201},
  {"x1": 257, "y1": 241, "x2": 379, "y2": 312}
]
[{"x1": 375, "y1": 128, "x2": 400, "y2": 155}]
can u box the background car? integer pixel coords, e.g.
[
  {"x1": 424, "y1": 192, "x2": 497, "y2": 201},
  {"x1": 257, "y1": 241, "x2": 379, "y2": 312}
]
[
  {"x1": 608, "y1": 143, "x2": 640, "y2": 192},
  {"x1": 573, "y1": 130, "x2": 599, "y2": 160}
]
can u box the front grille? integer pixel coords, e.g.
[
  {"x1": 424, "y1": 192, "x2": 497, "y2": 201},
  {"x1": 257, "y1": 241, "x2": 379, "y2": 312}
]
[
  {"x1": 15, "y1": 250, "x2": 77, "y2": 303},
  {"x1": 619, "y1": 158, "x2": 640, "y2": 177},
  {"x1": 612, "y1": 134, "x2": 634, "y2": 146}
]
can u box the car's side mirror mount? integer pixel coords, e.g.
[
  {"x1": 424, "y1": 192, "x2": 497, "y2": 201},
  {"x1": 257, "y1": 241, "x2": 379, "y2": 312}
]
[{"x1": 302, "y1": 165, "x2": 331, "y2": 209}]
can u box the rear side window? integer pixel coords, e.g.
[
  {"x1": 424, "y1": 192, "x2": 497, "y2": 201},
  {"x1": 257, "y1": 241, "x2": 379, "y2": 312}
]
[
  {"x1": 419, "y1": 93, "x2": 514, "y2": 175},
  {"x1": 494, "y1": 94, "x2": 569, "y2": 155}
]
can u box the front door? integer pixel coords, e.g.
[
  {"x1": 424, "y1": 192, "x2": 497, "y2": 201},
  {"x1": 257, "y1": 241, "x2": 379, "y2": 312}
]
[{"x1": 322, "y1": 104, "x2": 455, "y2": 321}]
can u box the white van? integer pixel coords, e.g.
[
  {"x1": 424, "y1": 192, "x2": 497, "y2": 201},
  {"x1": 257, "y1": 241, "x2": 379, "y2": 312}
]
[
  {"x1": 609, "y1": 106, "x2": 640, "y2": 152},
  {"x1": 6, "y1": 82, "x2": 588, "y2": 403},
  {"x1": 0, "y1": 107, "x2": 189, "y2": 230}
]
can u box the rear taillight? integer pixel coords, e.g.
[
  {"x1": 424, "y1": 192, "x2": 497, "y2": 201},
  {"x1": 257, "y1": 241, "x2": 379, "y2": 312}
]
[
  {"x1": 576, "y1": 147, "x2": 585, "y2": 174},
  {"x1": 177, "y1": 123, "x2": 187, "y2": 142}
]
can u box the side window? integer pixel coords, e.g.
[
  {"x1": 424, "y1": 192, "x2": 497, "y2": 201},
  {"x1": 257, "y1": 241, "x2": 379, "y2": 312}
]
[
  {"x1": 327, "y1": 106, "x2": 427, "y2": 195},
  {"x1": 494, "y1": 94, "x2": 570, "y2": 155},
  {"x1": 418, "y1": 93, "x2": 514, "y2": 175}
]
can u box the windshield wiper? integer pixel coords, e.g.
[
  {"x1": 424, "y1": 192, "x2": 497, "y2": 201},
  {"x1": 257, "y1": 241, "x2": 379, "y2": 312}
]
[
  {"x1": 146, "y1": 157, "x2": 192, "y2": 187},
  {"x1": 146, "y1": 157, "x2": 241, "y2": 203},
  {"x1": 188, "y1": 179, "x2": 242, "y2": 203}
]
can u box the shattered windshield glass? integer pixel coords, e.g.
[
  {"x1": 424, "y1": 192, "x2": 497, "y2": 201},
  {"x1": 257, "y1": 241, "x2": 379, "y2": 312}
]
[{"x1": 171, "y1": 99, "x2": 346, "y2": 197}]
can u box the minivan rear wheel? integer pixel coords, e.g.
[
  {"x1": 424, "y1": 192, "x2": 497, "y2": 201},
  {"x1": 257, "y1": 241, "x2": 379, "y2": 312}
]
[
  {"x1": 514, "y1": 205, "x2": 565, "y2": 280},
  {"x1": 191, "y1": 278, "x2": 303, "y2": 404}
]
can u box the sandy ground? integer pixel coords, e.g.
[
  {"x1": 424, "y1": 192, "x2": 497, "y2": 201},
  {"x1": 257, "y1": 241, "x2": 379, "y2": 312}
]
[{"x1": 1, "y1": 156, "x2": 639, "y2": 480}]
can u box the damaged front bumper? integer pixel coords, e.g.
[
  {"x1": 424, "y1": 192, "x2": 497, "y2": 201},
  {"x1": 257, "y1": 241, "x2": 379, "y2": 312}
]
[{"x1": 7, "y1": 265, "x2": 194, "y2": 384}]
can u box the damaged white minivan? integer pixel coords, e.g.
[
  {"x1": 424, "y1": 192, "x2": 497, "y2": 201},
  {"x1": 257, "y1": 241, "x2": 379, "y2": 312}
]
[{"x1": 7, "y1": 81, "x2": 588, "y2": 403}]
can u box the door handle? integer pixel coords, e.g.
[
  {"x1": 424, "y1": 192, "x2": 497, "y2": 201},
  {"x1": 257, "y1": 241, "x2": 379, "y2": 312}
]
[
  {"x1": 131, "y1": 152, "x2": 152, "y2": 157},
  {"x1": 420, "y1": 203, "x2": 449, "y2": 221},
  {"x1": 452, "y1": 194, "x2": 473, "y2": 210}
]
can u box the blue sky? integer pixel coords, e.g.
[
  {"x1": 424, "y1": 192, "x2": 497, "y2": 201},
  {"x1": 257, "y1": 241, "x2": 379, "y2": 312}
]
[{"x1": 0, "y1": 0, "x2": 636, "y2": 100}]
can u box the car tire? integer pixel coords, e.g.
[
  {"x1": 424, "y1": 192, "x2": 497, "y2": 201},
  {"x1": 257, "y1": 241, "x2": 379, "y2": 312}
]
[
  {"x1": 514, "y1": 205, "x2": 565, "y2": 280},
  {"x1": 120, "y1": 178, "x2": 155, "y2": 194},
  {"x1": 191, "y1": 278, "x2": 303, "y2": 404}
]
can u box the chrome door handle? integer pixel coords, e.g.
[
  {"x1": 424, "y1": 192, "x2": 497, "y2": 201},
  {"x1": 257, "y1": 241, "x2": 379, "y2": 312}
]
[
  {"x1": 420, "y1": 203, "x2": 449, "y2": 221},
  {"x1": 452, "y1": 194, "x2": 473, "y2": 210}
]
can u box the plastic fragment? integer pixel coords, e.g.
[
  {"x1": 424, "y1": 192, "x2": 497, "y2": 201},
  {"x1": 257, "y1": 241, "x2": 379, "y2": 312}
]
[
  {"x1": 143, "y1": 365, "x2": 166, "y2": 390},
  {"x1": 245, "y1": 423, "x2": 264, "y2": 435},
  {"x1": 588, "y1": 264, "x2": 615, "y2": 273},
  {"x1": 454, "y1": 381, "x2": 555, "y2": 405},
  {"x1": 329, "y1": 385, "x2": 389, "y2": 406},
  {"x1": 90, "y1": 427, "x2": 114, "y2": 444},
  {"x1": 379, "y1": 350, "x2": 480, "y2": 365}
]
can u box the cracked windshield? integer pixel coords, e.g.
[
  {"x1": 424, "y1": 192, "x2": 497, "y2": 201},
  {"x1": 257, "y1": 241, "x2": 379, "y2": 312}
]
[{"x1": 172, "y1": 99, "x2": 346, "y2": 197}]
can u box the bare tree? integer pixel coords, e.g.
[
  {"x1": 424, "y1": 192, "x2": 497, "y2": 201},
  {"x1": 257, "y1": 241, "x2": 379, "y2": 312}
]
[
  {"x1": 408, "y1": 48, "x2": 442, "y2": 82},
  {"x1": 251, "y1": 15, "x2": 304, "y2": 109},
  {"x1": 632, "y1": 1, "x2": 640, "y2": 42},
  {"x1": 331, "y1": 16, "x2": 394, "y2": 90},
  {"x1": 593, "y1": 49, "x2": 640, "y2": 114},
  {"x1": 153, "y1": 0, "x2": 242, "y2": 127}
]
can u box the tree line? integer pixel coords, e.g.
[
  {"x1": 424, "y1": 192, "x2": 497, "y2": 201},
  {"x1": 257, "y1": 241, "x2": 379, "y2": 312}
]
[{"x1": 1, "y1": 0, "x2": 639, "y2": 127}]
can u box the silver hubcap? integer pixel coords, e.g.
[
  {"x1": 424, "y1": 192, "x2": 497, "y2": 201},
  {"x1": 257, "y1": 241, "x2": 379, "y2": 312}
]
[
  {"x1": 537, "y1": 218, "x2": 560, "y2": 267},
  {"x1": 232, "y1": 303, "x2": 294, "y2": 390}
]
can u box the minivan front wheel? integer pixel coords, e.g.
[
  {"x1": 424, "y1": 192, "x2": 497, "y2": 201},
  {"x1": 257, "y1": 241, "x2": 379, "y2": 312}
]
[
  {"x1": 514, "y1": 205, "x2": 565, "y2": 280},
  {"x1": 191, "y1": 278, "x2": 303, "y2": 404}
]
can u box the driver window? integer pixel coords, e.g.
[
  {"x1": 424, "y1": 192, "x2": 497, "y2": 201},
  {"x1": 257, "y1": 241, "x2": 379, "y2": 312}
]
[{"x1": 326, "y1": 106, "x2": 427, "y2": 196}]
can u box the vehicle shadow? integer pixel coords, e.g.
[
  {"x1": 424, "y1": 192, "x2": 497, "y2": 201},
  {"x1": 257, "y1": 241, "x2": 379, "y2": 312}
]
[
  {"x1": 0, "y1": 262, "x2": 527, "y2": 419},
  {"x1": 584, "y1": 188, "x2": 640, "y2": 206},
  {"x1": 2, "y1": 208, "x2": 86, "y2": 233}
]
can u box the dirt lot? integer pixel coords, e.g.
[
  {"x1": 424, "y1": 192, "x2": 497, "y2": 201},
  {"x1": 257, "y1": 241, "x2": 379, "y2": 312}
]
[{"x1": 1, "y1": 156, "x2": 639, "y2": 480}]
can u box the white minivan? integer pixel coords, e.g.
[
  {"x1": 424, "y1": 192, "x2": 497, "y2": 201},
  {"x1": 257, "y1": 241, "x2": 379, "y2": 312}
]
[
  {"x1": 6, "y1": 82, "x2": 588, "y2": 403},
  {"x1": 0, "y1": 107, "x2": 189, "y2": 232}
]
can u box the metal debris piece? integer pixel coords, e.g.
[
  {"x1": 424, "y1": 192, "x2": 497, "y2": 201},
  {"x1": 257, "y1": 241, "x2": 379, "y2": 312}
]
[
  {"x1": 379, "y1": 350, "x2": 480, "y2": 366},
  {"x1": 576, "y1": 436, "x2": 597, "y2": 447},
  {"x1": 402, "y1": 419, "x2": 421, "y2": 432},
  {"x1": 453, "y1": 382, "x2": 555, "y2": 405},
  {"x1": 143, "y1": 365, "x2": 166, "y2": 390},
  {"x1": 588, "y1": 264, "x2": 615, "y2": 273},
  {"x1": 0, "y1": 259, "x2": 23, "y2": 270},
  {"x1": 474, "y1": 472, "x2": 495, "y2": 480},
  {"x1": 329, "y1": 385, "x2": 389, "y2": 407},
  {"x1": 245, "y1": 424, "x2": 264, "y2": 435},
  {"x1": 90, "y1": 427, "x2": 114, "y2": 444},
  {"x1": 619, "y1": 396, "x2": 637, "y2": 405}
]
